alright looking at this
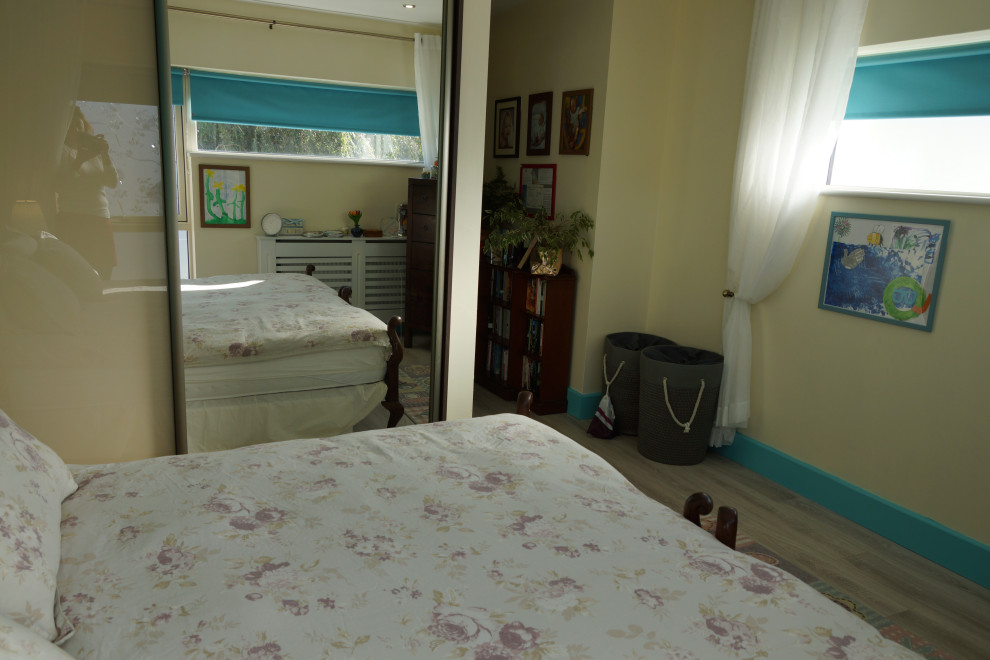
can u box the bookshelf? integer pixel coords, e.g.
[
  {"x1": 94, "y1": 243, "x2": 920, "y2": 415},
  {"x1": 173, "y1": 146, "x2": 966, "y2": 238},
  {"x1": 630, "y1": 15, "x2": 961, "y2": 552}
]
[{"x1": 475, "y1": 260, "x2": 576, "y2": 414}]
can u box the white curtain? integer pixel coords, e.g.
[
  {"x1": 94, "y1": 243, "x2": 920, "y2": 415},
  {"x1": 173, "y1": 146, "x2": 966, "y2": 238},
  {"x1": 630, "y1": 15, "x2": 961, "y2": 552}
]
[
  {"x1": 414, "y1": 33, "x2": 443, "y2": 170},
  {"x1": 711, "y1": 0, "x2": 868, "y2": 447}
]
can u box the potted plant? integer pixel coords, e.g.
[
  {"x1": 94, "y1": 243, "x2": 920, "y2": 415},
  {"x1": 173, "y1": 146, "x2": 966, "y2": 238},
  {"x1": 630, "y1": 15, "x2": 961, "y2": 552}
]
[
  {"x1": 481, "y1": 167, "x2": 523, "y2": 229},
  {"x1": 484, "y1": 205, "x2": 594, "y2": 276}
]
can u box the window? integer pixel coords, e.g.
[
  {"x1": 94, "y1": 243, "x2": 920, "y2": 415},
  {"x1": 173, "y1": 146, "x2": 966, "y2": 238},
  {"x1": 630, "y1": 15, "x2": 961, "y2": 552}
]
[
  {"x1": 828, "y1": 33, "x2": 990, "y2": 197},
  {"x1": 195, "y1": 122, "x2": 422, "y2": 161},
  {"x1": 174, "y1": 68, "x2": 423, "y2": 162}
]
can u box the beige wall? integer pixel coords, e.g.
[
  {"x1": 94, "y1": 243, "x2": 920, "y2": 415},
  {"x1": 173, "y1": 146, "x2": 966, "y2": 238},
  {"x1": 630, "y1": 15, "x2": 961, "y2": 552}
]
[
  {"x1": 187, "y1": 155, "x2": 420, "y2": 277},
  {"x1": 486, "y1": 0, "x2": 614, "y2": 393},
  {"x1": 483, "y1": 0, "x2": 990, "y2": 544},
  {"x1": 168, "y1": 0, "x2": 439, "y2": 276},
  {"x1": 168, "y1": 0, "x2": 433, "y2": 87},
  {"x1": 648, "y1": 1, "x2": 750, "y2": 355},
  {"x1": 643, "y1": 0, "x2": 990, "y2": 545}
]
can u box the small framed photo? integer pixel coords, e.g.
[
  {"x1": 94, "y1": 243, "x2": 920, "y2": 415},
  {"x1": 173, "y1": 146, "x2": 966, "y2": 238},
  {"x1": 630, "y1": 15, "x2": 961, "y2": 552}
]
[
  {"x1": 199, "y1": 164, "x2": 251, "y2": 228},
  {"x1": 559, "y1": 88, "x2": 593, "y2": 156},
  {"x1": 526, "y1": 91, "x2": 553, "y2": 156},
  {"x1": 818, "y1": 211, "x2": 949, "y2": 332},
  {"x1": 519, "y1": 164, "x2": 556, "y2": 218},
  {"x1": 493, "y1": 96, "x2": 521, "y2": 158}
]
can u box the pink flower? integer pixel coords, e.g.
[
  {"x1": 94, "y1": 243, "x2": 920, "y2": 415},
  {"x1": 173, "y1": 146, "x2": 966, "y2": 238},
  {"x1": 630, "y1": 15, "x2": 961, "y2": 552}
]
[
  {"x1": 246, "y1": 642, "x2": 284, "y2": 659},
  {"x1": 254, "y1": 507, "x2": 289, "y2": 523},
  {"x1": 688, "y1": 554, "x2": 737, "y2": 577},
  {"x1": 428, "y1": 609, "x2": 488, "y2": 643},
  {"x1": 635, "y1": 588, "x2": 664, "y2": 609},
  {"x1": 150, "y1": 545, "x2": 195, "y2": 576},
  {"x1": 281, "y1": 599, "x2": 309, "y2": 616},
  {"x1": 117, "y1": 526, "x2": 139, "y2": 542},
  {"x1": 498, "y1": 621, "x2": 540, "y2": 651}
]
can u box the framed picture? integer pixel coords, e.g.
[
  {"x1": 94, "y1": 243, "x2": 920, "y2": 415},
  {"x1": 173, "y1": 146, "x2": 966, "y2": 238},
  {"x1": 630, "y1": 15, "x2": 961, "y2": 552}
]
[
  {"x1": 559, "y1": 88, "x2": 593, "y2": 156},
  {"x1": 818, "y1": 211, "x2": 949, "y2": 332},
  {"x1": 493, "y1": 96, "x2": 521, "y2": 158},
  {"x1": 526, "y1": 91, "x2": 553, "y2": 156},
  {"x1": 199, "y1": 164, "x2": 251, "y2": 228},
  {"x1": 519, "y1": 164, "x2": 556, "y2": 218}
]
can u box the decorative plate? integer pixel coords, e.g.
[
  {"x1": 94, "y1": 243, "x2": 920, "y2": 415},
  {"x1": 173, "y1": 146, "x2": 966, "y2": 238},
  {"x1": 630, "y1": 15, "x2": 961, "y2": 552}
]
[{"x1": 261, "y1": 212, "x2": 283, "y2": 236}]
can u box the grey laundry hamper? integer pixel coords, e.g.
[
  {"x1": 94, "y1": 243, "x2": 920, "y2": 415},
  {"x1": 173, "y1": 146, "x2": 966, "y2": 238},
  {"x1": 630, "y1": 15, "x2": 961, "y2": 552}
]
[
  {"x1": 638, "y1": 345, "x2": 723, "y2": 465},
  {"x1": 603, "y1": 333, "x2": 676, "y2": 435}
]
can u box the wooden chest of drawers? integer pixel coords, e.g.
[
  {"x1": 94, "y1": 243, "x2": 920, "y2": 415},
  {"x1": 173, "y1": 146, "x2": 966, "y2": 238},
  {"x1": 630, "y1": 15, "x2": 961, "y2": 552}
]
[{"x1": 404, "y1": 178, "x2": 437, "y2": 346}]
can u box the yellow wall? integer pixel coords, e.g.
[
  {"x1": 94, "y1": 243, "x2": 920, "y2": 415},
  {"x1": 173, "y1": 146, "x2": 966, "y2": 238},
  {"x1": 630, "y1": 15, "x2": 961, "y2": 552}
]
[
  {"x1": 168, "y1": 0, "x2": 439, "y2": 276},
  {"x1": 486, "y1": 0, "x2": 614, "y2": 392},
  {"x1": 485, "y1": 0, "x2": 990, "y2": 545},
  {"x1": 644, "y1": 0, "x2": 990, "y2": 545},
  {"x1": 749, "y1": 1, "x2": 990, "y2": 546},
  {"x1": 187, "y1": 155, "x2": 421, "y2": 277}
]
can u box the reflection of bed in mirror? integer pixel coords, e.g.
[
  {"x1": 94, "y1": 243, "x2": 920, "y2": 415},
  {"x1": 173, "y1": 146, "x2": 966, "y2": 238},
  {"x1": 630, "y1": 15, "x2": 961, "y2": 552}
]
[{"x1": 180, "y1": 272, "x2": 403, "y2": 453}]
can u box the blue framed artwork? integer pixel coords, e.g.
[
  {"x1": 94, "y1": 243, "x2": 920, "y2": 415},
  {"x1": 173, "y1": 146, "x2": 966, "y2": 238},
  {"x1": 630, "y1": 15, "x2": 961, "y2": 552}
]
[{"x1": 818, "y1": 212, "x2": 949, "y2": 332}]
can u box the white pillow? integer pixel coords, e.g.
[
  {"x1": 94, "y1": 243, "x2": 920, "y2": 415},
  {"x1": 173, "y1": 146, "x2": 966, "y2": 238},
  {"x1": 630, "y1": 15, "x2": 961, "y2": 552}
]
[
  {"x1": 0, "y1": 255, "x2": 81, "y2": 333},
  {"x1": 34, "y1": 232, "x2": 104, "y2": 301},
  {"x1": 0, "y1": 227, "x2": 38, "y2": 258},
  {"x1": 0, "y1": 408, "x2": 78, "y2": 643},
  {"x1": 0, "y1": 615, "x2": 75, "y2": 659}
]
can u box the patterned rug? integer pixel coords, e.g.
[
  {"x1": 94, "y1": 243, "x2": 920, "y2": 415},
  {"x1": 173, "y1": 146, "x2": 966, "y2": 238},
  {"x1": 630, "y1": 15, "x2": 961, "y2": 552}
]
[
  {"x1": 399, "y1": 364, "x2": 430, "y2": 425},
  {"x1": 732, "y1": 536, "x2": 955, "y2": 659}
]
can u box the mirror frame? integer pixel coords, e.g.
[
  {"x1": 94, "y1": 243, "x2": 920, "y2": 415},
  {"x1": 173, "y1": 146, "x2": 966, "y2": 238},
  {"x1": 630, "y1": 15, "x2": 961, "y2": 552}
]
[{"x1": 156, "y1": 0, "x2": 464, "y2": 450}]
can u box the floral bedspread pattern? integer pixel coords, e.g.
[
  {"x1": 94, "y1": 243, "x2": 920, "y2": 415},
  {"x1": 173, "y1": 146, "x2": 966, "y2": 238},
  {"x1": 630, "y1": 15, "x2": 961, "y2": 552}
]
[
  {"x1": 57, "y1": 415, "x2": 918, "y2": 659},
  {"x1": 181, "y1": 273, "x2": 389, "y2": 367}
]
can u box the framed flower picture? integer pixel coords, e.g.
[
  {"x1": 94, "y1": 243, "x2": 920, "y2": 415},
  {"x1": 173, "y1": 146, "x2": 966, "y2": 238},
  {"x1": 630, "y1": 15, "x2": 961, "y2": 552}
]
[
  {"x1": 818, "y1": 211, "x2": 949, "y2": 331},
  {"x1": 199, "y1": 164, "x2": 251, "y2": 228}
]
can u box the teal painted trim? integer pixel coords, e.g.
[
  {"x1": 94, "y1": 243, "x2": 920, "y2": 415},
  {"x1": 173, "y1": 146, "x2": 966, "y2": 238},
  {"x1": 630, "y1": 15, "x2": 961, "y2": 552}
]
[
  {"x1": 716, "y1": 433, "x2": 990, "y2": 589},
  {"x1": 566, "y1": 388, "x2": 600, "y2": 420}
]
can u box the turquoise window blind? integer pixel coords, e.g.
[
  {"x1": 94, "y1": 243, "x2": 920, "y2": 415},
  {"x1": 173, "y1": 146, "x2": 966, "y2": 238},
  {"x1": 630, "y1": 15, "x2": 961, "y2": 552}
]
[
  {"x1": 845, "y1": 42, "x2": 990, "y2": 119},
  {"x1": 186, "y1": 69, "x2": 420, "y2": 136},
  {"x1": 171, "y1": 68, "x2": 184, "y2": 106}
]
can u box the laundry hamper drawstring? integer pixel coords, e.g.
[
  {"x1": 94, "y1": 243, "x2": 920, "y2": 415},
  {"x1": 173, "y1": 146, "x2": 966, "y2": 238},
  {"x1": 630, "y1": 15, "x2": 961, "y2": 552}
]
[{"x1": 662, "y1": 377, "x2": 705, "y2": 434}]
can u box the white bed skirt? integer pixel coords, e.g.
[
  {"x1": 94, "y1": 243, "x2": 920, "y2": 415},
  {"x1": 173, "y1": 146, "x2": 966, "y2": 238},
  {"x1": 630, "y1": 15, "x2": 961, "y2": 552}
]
[{"x1": 184, "y1": 382, "x2": 388, "y2": 453}]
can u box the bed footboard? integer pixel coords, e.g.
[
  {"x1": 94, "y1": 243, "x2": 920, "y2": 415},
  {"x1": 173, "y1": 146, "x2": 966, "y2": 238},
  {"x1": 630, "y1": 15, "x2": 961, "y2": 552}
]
[
  {"x1": 381, "y1": 316, "x2": 405, "y2": 427},
  {"x1": 683, "y1": 491, "x2": 738, "y2": 549},
  {"x1": 516, "y1": 391, "x2": 533, "y2": 417}
]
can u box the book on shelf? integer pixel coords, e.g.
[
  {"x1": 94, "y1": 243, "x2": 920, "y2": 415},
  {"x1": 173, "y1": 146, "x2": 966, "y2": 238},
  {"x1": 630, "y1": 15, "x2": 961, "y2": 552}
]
[
  {"x1": 521, "y1": 355, "x2": 541, "y2": 394},
  {"x1": 526, "y1": 318, "x2": 544, "y2": 356},
  {"x1": 525, "y1": 279, "x2": 537, "y2": 314}
]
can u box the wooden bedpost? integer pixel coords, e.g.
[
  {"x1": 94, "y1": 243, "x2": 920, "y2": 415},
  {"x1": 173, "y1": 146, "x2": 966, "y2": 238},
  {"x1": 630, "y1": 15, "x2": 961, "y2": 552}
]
[
  {"x1": 515, "y1": 391, "x2": 533, "y2": 417},
  {"x1": 337, "y1": 286, "x2": 353, "y2": 305},
  {"x1": 305, "y1": 264, "x2": 316, "y2": 276},
  {"x1": 683, "y1": 491, "x2": 738, "y2": 550},
  {"x1": 381, "y1": 316, "x2": 405, "y2": 428}
]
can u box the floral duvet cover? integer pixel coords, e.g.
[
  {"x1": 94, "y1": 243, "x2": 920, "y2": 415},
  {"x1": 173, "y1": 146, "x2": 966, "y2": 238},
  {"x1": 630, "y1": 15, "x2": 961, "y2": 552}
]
[
  {"x1": 181, "y1": 273, "x2": 389, "y2": 368},
  {"x1": 57, "y1": 415, "x2": 918, "y2": 659}
]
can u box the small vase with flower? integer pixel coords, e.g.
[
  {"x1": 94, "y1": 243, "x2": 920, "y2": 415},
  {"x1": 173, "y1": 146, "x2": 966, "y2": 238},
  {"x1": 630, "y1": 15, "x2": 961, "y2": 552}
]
[{"x1": 348, "y1": 209, "x2": 363, "y2": 237}]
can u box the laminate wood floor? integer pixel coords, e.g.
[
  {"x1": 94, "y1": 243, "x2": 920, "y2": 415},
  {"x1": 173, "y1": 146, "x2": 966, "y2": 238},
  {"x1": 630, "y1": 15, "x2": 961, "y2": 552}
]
[{"x1": 471, "y1": 385, "x2": 990, "y2": 660}]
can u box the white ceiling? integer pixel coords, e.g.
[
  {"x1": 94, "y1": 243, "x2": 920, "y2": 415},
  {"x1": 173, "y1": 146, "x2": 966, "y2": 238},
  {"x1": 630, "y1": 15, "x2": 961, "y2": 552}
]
[{"x1": 236, "y1": 0, "x2": 443, "y2": 25}]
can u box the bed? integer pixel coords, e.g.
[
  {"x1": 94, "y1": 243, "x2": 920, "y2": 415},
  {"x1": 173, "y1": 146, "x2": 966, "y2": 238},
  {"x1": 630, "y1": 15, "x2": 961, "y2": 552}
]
[
  {"x1": 0, "y1": 404, "x2": 920, "y2": 659},
  {"x1": 180, "y1": 271, "x2": 403, "y2": 452}
]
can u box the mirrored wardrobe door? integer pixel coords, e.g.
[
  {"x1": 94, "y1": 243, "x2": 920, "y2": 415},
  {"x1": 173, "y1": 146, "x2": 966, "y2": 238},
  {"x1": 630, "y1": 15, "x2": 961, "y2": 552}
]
[
  {"x1": 165, "y1": 1, "x2": 447, "y2": 447},
  {"x1": 0, "y1": 0, "x2": 175, "y2": 463}
]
